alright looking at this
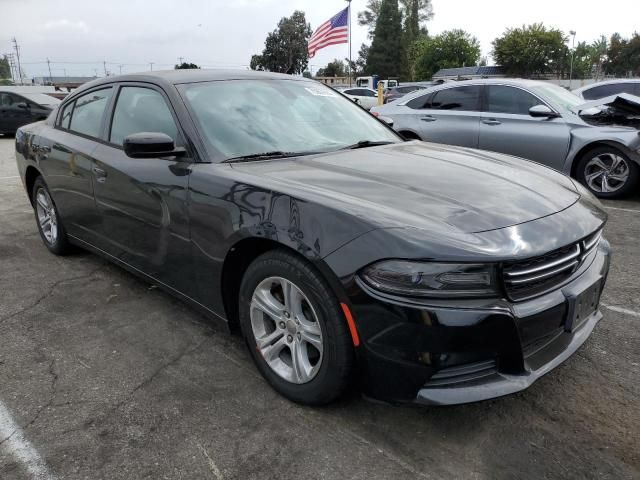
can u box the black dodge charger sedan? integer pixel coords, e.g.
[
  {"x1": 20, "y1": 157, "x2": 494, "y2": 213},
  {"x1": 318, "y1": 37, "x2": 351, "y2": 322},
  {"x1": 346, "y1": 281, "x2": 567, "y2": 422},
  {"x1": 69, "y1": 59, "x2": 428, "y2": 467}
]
[{"x1": 15, "y1": 70, "x2": 610, "y2": 405}]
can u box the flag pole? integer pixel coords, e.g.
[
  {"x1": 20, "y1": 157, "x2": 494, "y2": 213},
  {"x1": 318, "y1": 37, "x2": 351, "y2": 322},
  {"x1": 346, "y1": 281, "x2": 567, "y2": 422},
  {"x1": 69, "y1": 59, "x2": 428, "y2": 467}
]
[{"x1": 347, "y1": 0, "x2": 352, "y2": 87}]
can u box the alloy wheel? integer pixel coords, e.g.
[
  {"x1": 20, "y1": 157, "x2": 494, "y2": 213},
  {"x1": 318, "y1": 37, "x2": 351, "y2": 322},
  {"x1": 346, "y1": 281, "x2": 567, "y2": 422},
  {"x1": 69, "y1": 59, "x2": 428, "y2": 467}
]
[
  {"x1": 584, "y1": 153, "x2": 630, "y2": 194},
  {"x1": 35, "y1": 187, "x2": 58, "y2": 245},
  {"x1": 250, "y1": 276, "x2": 324, "y2": 384}
]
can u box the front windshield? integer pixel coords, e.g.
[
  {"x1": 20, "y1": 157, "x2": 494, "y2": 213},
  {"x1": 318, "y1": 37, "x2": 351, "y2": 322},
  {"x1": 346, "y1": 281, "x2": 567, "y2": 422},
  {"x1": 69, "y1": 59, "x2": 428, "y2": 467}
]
[
  {"x1": 530, "y1": 84, "x2": 583, "y2": 113},
  {"x1": 180, "y1": 79, "x2": 400, "y2": 159}
]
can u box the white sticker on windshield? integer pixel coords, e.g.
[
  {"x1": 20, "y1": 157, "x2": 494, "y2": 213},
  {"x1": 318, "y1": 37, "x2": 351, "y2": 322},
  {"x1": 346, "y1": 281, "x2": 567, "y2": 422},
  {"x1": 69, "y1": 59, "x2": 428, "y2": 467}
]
[{"x1": 305, "y1": 86, "x2": 337, "y2": 97}]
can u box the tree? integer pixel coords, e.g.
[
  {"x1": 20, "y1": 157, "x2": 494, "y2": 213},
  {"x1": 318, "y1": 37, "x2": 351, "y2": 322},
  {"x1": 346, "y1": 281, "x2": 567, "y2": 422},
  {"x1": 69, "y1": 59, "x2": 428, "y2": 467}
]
[
  {"x1": 346, "y1": 43, "x2": 370, "y2": 77},
  {"x1": 366, "y1": 0, "x2": 403, "y2": 78},
  {"x1": 492, "y1": 24, "x2": 567, "y2": 77},
  {"x1": 249, "y1": 11, "x2": 312, "y2": 75},
  {"x1": 604, "y1": 32, "x2": 640, "y2": 76},
  {"x1": 358, "y1": 0, "x2": 432, "y2": 38},
  {"x1": 174, "y1": 62, "x2": 200, "y2": 69},
  {"x1": 0, "y1": 56, "x2": 11, "y2": 80},
  {"x1": 316, "y1": 59, "x2": 346, "y2": 77},
  {"x1": 413, "y1": 29, "x2": 481, "y2": 79}
]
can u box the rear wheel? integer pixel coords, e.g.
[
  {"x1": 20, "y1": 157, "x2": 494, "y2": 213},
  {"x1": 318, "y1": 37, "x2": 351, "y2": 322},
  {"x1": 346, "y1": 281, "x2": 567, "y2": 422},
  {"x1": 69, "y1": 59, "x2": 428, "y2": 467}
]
[
  {"x1": 576, "y1": 146, "x2": 639, "y2": 198},
  {"x1": 32, "y1": 177, "x2": 73, "y2": 255},
  {"x1": 238, "y1": 250, "x2": 354, "y2": 405}
]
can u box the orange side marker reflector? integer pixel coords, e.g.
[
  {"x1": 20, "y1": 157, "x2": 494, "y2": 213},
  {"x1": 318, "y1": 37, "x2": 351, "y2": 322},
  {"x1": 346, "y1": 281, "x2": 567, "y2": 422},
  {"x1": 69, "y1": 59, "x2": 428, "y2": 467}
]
[{"x1": 340, "y1": 302, "x2": 360, "y2": 347}]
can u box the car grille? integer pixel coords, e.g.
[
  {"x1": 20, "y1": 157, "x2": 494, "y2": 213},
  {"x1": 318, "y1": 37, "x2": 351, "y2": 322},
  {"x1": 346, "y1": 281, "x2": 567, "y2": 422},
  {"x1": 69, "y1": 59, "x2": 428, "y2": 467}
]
[{"x1": 502, "y1": 230, "x2": 602, "y2": 301}]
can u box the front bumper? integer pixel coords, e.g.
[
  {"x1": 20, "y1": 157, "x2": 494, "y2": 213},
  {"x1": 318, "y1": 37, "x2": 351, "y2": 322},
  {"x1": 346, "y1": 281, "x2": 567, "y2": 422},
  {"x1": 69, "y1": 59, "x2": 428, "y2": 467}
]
[{"x1": 347, "y1": 240, "x2": 611, "y2": 405}]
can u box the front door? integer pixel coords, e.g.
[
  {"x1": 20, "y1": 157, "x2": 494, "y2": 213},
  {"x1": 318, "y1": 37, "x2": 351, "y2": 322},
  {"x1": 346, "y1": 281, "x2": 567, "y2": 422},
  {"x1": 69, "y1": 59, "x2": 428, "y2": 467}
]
[
  {"x1": 479, "y1": 85, "x2": 570, "y2": 169},
  {"x1": 91, "y1": 84, "x2": 193, "y2": 292}
]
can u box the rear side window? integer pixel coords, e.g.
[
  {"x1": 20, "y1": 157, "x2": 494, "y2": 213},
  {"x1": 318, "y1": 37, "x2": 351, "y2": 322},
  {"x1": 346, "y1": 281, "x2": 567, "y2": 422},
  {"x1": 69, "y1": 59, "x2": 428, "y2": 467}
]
[
  {"x1": 582, "y1": 83, "x2": 632, "y2": 100},
  {"x1": 109, "y1": 86, "x2": 178, "y2": 146},
  {"x1": 0, "y1": 92, "x2": 16, "y2": 106},
  {"x1": 406, "y1": 92, "x2": 434, "y2": 109},
  {"x1": 69, "y1": 88, "x2": 113, "y2": 138},
  {"x1": 430, "y1": 86, "x2": 482, "y2": 111},
  {"x1": 59, "y1": 102, "x2": 74, "y2": 129},
  {"x1": 486, "y1": 85, "x2": 541, "y2": 115}
]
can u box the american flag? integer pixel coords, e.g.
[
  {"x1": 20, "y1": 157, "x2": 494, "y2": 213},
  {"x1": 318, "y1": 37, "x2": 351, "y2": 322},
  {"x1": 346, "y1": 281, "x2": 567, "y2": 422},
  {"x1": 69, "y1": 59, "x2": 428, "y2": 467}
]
[{"x1": 308, "y1": 6, "x2": 349, "y2": 58}]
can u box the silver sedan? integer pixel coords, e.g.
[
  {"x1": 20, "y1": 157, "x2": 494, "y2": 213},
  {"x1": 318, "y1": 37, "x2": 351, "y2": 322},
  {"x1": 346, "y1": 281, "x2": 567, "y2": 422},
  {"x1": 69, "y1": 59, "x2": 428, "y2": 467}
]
[{"x1": 372, "y1": 79, "x2": 640, "y2": 198}]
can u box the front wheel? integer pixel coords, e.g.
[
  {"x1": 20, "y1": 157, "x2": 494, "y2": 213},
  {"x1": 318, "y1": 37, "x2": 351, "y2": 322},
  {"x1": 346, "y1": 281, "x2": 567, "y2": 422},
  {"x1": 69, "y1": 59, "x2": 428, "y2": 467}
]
[
  {"x1": 576, "y1": 147, "x2": 639, "y2": 198},
  {"x1": 239, "y1": 250, "x2": 354, "y2": 405}
]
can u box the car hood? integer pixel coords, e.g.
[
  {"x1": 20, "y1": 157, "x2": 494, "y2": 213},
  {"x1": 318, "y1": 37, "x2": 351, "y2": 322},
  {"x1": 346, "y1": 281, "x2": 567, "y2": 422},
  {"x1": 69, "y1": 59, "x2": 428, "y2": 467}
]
[
  {"x1": 577, "y1": 92, "x2": 640, "y2": 115},
  {"x1": 231, "y1": 141, "x2": 580, "y2": 234}
]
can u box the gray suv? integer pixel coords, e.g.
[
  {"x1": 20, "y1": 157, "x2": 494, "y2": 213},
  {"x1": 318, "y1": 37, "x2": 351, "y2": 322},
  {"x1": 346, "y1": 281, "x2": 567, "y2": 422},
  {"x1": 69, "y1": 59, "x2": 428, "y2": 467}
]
[{"x1": 372, "y1": 79, "x2": 640, "y2": 198}]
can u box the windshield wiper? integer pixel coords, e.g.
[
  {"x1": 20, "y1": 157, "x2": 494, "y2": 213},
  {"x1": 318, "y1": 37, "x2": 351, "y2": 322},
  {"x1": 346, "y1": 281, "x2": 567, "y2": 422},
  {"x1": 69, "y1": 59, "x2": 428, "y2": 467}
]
[
  {"x1": 340, "y1": 140, "x2": 396, "y2": 150},
  {"x1": 223, "y1": 150, "x2": 321, "y2": 163}
]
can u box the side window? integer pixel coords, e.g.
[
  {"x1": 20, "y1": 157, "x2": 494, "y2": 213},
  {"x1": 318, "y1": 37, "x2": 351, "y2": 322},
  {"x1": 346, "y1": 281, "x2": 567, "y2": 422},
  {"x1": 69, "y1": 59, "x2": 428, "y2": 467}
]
[
  {"x1": 406, "y1": 92, "x2": 434, "y2": 109},
  {"x1": 486, "y1": 85, "x2": 541, "y2": 115},
  {"x1": 69, "y1": 88, "x2": 113, "y2": 138},
  {"x1": 59, "y1": 101, "x2": 74, "y2": 129},
  {"x1": 634, "y1": 84, "x2": 640, "y2": 97},
  {"x1": 430, "y1": 86, "x2": 482, "y2": 111},
  {"x1": 583, "y1": 83, "x2": 629, "y2": 100},
  {"x1": 343, "y1": 89, "x2": 356, "y2": 96},
  {"x1": 363, "y1": 90, "x2": 377, "y2": 97},
  {"x1": 109, "y1": 86, "x2": 178, "y2": 147},
  {"x1": 0, "y1": 93, "x2": 13, "y2": 107}
]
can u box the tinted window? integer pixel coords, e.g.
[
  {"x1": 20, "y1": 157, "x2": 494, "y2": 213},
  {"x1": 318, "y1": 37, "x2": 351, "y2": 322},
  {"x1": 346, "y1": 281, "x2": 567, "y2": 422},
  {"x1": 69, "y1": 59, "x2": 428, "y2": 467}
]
[
  {"x1": 431, "y1": 86, "x2": 482, "y2": 111},
  {"x1": 0, "y1": 92, "x2": 15, "y2": 107},
  {"x1": 406, "y1": 92, "x2": 434, "y2": 109},
  {"x1": 69, "y1": 88, "x2": 112, "y2": 138},
  {"x1": 582, "y1": 83, "x2": 632, "y2": 100},
  {"x1": 59, "y1": 101, "x2": 74, "y2": 129},
  {"x1": 110, "y1": 87, "x2": 178, "y2": 146},
  {"x1": 343, "y1": 89, "x2": 358, "y2": 95},
  {"x1": 361, "y1": 89, "x2": 376, "y2": 97},
  {"x1": 486, "y1": 85, "x2": 541, "y2": 115}
]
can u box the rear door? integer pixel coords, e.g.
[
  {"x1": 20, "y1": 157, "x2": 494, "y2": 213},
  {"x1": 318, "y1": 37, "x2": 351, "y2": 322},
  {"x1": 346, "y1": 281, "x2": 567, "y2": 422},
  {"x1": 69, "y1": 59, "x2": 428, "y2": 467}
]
[
  {"x1": 405, "y1": 85, "x2": 483, "y2": 148},
  {"x1": 478, "y1": 84, "x2": 570, "y2": 168},
  {"x1": 91, "y1": 83, "x2": 193, "y2": 291},
  {"x1": 37, "y1": 87, "x2": 114, "y2": 243}
]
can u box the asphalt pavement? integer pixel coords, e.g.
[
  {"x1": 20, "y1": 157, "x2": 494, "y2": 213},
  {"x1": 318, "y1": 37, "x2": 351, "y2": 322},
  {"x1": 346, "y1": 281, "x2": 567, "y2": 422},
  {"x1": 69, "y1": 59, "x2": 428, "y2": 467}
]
[{"x1": 0, "y1": 135, "x2": 638, "y2": 479}]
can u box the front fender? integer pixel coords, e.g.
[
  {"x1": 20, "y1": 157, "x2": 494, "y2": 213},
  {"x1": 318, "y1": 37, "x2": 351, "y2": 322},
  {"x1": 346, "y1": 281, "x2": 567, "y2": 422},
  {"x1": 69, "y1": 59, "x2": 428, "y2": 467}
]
[{"x1": 564, "y1": 127, "x2": 640, "y2": 173}]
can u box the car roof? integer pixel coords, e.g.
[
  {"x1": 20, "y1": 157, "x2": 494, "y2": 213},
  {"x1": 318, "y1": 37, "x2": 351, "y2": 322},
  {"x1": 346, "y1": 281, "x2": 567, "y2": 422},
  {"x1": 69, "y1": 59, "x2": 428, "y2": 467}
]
[
  {"x1": 66, "y1": 69, "x2": 310, "y2": 98},
  {"x1": 395, "y1": 78, "x2": 559, "y2": 104},
  {"x1": 573, "y1": 79, "x2": 640, "y2": 93}
]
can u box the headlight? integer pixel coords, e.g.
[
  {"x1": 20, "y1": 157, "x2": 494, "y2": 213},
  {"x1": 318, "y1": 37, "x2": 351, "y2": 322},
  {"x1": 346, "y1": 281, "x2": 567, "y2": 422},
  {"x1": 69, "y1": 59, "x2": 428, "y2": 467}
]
[{"x1": 360, "y1": 260, "x2": 498, "y2": 298}]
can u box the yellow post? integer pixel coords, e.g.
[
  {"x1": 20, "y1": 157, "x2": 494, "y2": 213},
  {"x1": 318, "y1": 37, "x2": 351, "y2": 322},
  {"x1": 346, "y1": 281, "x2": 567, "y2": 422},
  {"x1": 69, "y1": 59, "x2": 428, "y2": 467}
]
[{"x1": 377, "y1": 81, "x2": 384, "y2": 106}]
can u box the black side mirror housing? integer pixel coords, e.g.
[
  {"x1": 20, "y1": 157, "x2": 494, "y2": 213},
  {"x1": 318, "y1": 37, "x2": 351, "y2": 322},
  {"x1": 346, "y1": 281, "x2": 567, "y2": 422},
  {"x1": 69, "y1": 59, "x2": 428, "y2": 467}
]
[
  {"x1": 123, "y1": 132, "x2": 186, "y2": 159},
  {"x1": 529, "y1": 104, "x2": 559, "y2": 118}
]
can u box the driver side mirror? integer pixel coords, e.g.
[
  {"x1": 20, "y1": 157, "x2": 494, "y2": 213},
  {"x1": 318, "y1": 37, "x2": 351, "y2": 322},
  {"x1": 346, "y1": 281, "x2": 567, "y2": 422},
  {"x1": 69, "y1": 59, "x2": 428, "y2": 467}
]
[
  {"x1": 123, "y1": 132, "x2": 186, "y2": 159},
  {"x1": 529, "y1": 104, "x2": 559, "y2": 118},
  {"x1": 16, "y1": 102, "x2": 29, "y2": 109}
]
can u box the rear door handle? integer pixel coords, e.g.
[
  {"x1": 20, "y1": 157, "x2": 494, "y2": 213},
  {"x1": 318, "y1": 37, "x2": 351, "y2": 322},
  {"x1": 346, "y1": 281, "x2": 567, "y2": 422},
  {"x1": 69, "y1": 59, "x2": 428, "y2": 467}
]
[
  {"x1": 482, "y1": 119, "x2": 502, "y2": 125},
  {"x1": 420, "y1": 115, "x2": 436, "y2": 122},
  {"x1": 92, "y1": 166, "x2": 107, "y2": 182}
]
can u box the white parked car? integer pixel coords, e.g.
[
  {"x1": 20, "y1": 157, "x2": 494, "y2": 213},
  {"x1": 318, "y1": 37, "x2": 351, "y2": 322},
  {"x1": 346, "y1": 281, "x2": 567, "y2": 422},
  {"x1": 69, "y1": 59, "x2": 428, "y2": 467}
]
[{"x1": 341, "y1": 88, "x2": 379, "y2": 110}]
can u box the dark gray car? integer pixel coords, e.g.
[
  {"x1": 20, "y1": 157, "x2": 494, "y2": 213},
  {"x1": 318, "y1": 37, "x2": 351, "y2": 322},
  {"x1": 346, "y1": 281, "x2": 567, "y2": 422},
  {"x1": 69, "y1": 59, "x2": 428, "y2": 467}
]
[{"x1": 372, "y1": 79, "x2": 640, "y2": 198}]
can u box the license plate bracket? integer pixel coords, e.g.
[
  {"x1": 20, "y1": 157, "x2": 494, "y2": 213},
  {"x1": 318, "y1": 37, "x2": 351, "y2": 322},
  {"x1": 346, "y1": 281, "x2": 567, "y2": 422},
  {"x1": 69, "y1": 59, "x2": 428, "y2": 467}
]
[{"x1": 565, "y1": 281, "x2": 601, "y2": 332}]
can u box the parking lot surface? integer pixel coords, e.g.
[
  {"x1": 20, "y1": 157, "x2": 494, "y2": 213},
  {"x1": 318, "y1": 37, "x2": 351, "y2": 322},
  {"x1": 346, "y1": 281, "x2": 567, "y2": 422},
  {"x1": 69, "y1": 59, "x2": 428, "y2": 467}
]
[{"x1": 0, "y1": 135, "x2": 638, "y2": 479}]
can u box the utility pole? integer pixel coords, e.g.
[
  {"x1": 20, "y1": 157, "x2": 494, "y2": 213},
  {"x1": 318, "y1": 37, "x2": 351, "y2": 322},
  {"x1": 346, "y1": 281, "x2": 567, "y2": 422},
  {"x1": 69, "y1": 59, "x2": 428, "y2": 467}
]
[
  {"x1": 178, "y1": 57, "x2": 184, "y2": 65},
  {"x1": 103, "y1": 60, "x2": 108, "y2": 76},
  {"x1": 6, "y1": 53, "x2": 17, "y2": 84},
  {"x1": 12, "y1": 37, "x2": 23, "y2": 85},
  {"x1": 119, "y1": 65, "x2": 123, "y2": 75},
  {"x1": 569, "y1": 30, "x2": 576, "y2": 90},
  {"x1": 46, "y1": 58, "x2": 53, "y2": 84},
  {"x1": 149, "y1": 62, "x2": 155, "y2": 71}
]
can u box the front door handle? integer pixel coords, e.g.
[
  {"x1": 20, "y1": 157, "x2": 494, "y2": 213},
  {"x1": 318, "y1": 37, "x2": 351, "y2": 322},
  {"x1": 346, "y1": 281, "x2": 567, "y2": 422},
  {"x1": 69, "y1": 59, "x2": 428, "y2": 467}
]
[
  {"x1": 482, "y1": 119, "x2": 502, "y2": 126},
  {"x1": 420, "y1": 115, "x2": 436, "y2": 122},
  {"x1": 92, "y1": 166, "x2": 107, "y2": 182}
]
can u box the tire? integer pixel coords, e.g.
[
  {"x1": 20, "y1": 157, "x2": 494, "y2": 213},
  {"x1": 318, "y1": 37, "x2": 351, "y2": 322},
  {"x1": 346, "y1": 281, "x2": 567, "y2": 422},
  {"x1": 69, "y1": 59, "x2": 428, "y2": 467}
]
[
  {"x1": 576, "y1": 146, "x2": 639, "y2": 199},
  {"x1": 239, "y1": 250, "x2": 354, "y2": 405},
  {"x1": 32, "y1": 176, "x2": 73, "y2": 255}
]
